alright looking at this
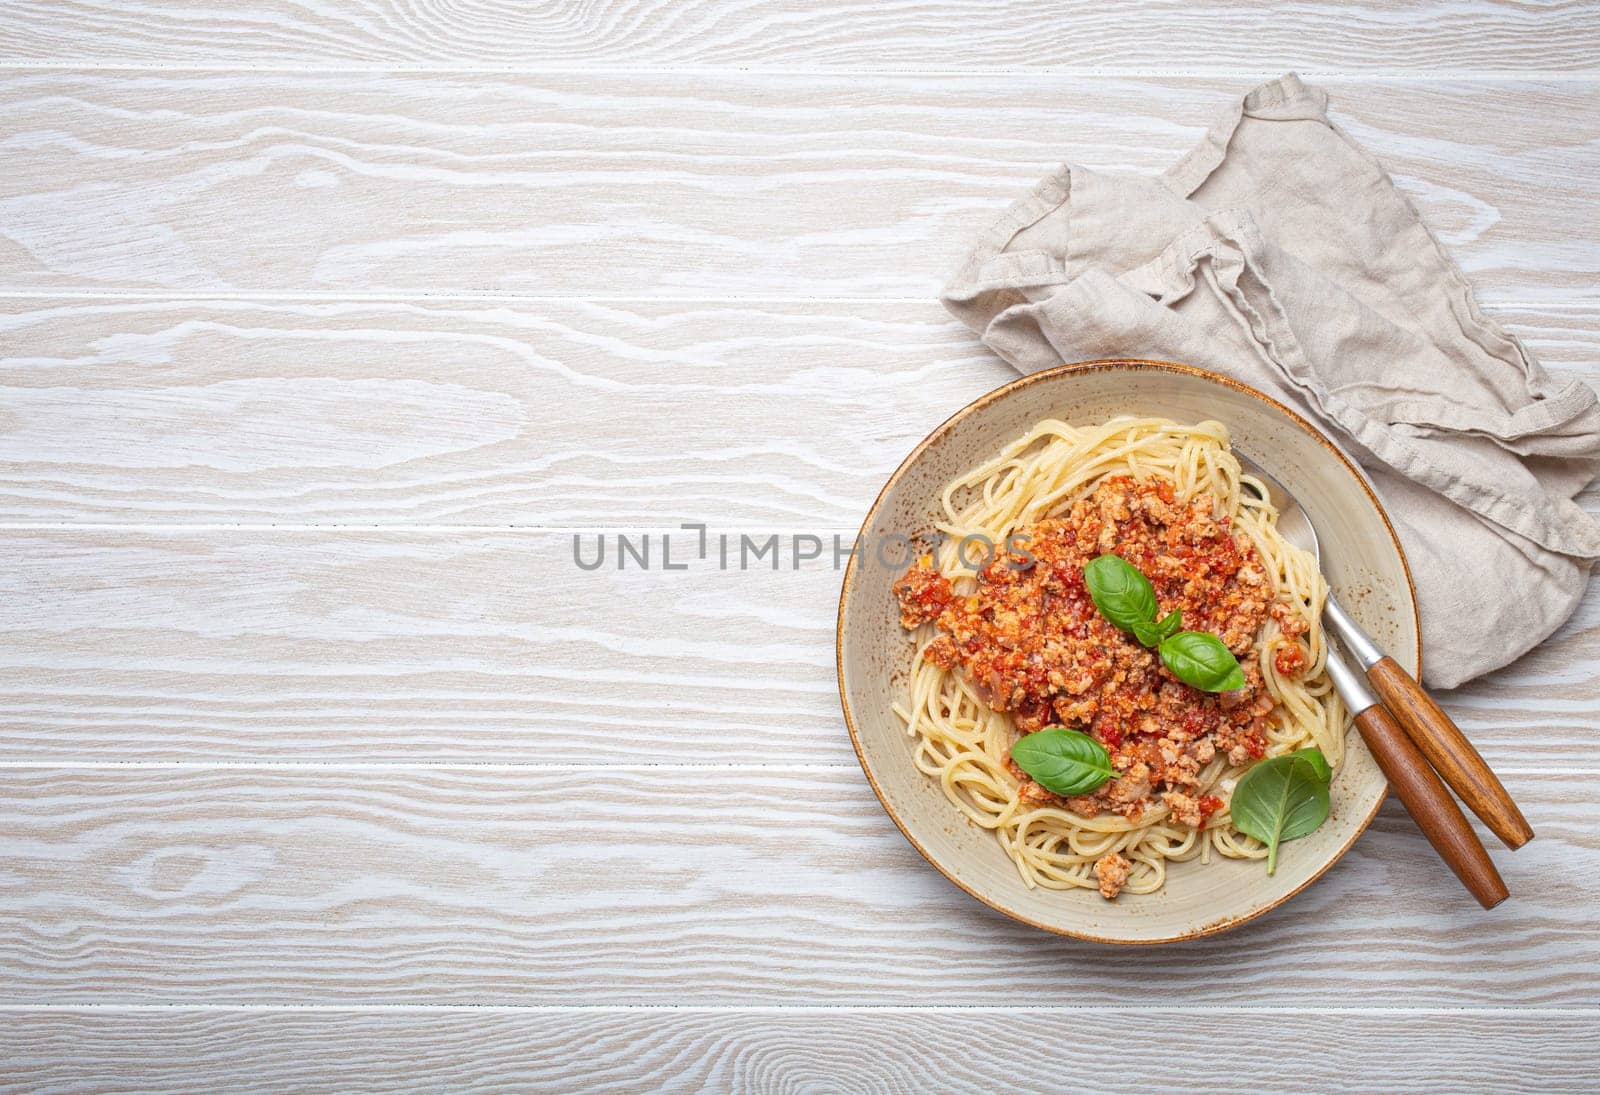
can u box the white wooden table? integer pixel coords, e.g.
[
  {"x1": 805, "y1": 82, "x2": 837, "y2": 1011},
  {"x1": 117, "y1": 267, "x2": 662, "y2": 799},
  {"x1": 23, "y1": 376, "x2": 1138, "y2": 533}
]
[{"x1": 1, "y1": 3, "x2": 1597, "y2": 1091}]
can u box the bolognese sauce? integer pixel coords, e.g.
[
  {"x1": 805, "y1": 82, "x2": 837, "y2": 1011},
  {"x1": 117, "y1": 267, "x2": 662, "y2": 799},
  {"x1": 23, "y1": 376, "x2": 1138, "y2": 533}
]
[{"x1": 894, "y1": 475, "x2": 1308, "y2": 829}]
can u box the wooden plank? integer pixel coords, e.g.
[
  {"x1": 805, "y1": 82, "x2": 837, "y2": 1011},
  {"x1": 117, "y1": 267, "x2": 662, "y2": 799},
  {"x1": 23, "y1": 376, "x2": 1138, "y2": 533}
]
[
  {"x1": 2, "y1": 0, "x2": 1597, "y2": 72},
  {"x1": 0, "y1": 527, "x2": 840, "y2": 764},
  {"x1": 0, "y1": 297, "x2": 1007, "y2": 525},
  {"x1": 1, "y1": 298, "x2": 1592, "y2": 528},
  {"x1": 0, "y1": 766, "x2": 1592, "y2": 1006},
  {"x1": 2, "y1": 522, "x2": 1595, "y2": 767},
  {"x1": 0, "y1": 73, "x2": 1595, "y2": 301},
  {"x1": 1, "y1": 1006, "x2": 1595, "y2": 1095}
]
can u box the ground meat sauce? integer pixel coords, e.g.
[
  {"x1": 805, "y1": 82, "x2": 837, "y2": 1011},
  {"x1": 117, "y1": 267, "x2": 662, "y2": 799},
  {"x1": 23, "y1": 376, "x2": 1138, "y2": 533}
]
[{"x1": 894, "y1": 475, "x2": 1308, "y2": 829}]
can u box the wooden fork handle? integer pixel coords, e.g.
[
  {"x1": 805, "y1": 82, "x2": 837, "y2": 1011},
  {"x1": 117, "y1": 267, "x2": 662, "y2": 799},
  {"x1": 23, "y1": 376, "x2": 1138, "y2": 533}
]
[
  {"x1": 1354, "y1": 703, "x2": 1509, "y2": 909},
  {"x1": 1366, "y1": 657, "x2": 1534, "y2": 850}
]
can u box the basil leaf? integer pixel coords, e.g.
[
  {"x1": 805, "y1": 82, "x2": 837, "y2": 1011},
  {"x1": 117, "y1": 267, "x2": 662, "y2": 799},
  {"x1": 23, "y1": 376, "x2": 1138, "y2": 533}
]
[
  {"x1": 1083, "y1": 554, "x2": 1158, "y2": 634},
  {"x1": 1010, "y1": 728, "x2": 1118, "y2": 798},
  {"x1": 1291, "y1": 746, "x2": 1332, "y2": 784},
  {"x1": 1158, "y1": 631, "x2": 1246, "y2": 692},
  {"x1": 1130, "y1": 619, "x2": 1163, "y2": 648},
  {"x1": 1229, "y1": 748, "x2": 1332, "y2": 874},
  {"x1": 1154, "y1": 608, "x2": 1182, "y2": 641}
]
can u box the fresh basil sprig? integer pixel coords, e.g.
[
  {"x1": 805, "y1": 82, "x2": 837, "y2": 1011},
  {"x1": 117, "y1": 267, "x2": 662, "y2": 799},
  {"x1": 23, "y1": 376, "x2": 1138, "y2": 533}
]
[
  {"x1": 1010, "y1": 728, "x2": 1118, "y2": 797},
  {"x1": 1133, "y1": 609, "x2": 1183, "y2": 649},
  {"x1": 1082, "y1": 554, "x2": 1245, "y2": 692},
  {"x1": 1229, "y1": 747, "x2": 1333, "y2": 874}
]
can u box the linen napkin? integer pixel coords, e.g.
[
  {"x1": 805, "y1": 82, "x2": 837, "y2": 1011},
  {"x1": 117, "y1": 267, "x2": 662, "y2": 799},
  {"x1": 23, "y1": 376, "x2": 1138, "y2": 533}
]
[{"x1": 941, "y1": 74, "x2": 1600, "y2": 689}]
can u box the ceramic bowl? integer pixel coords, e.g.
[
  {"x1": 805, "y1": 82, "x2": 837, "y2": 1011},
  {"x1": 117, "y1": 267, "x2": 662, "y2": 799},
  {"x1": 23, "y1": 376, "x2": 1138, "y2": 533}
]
[{"x1": 836, "y1": 360, "x2": 1418, "y2": 944}]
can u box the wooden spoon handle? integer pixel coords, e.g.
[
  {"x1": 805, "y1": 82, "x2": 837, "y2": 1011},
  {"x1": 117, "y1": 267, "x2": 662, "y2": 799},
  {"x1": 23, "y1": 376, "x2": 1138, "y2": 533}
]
[
  {"x1": 1366, "y1": 656, "x2": 1534, "y2": 850},
  {"x1": 1354, "y1": 703, "x2": 1508, "y2": 909}
]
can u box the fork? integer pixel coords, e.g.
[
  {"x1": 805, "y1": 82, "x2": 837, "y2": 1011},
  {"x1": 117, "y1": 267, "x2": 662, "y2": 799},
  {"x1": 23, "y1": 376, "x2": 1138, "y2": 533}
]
[{"x1": 1236, "y1": 451, "x2": 1520, "y2": 907}]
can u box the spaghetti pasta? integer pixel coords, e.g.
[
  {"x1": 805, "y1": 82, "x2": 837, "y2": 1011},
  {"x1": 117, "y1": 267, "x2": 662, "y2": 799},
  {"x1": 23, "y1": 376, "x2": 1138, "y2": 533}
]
[{"x1": 890, "y1": 417, "x2": 1346, "y2": 897}]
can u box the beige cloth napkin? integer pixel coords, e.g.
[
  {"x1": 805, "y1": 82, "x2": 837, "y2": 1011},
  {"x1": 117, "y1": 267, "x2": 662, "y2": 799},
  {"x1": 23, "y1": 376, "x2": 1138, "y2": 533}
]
[{"x1": 942, "y1": 74, "x2": 1600, "y2": 689}]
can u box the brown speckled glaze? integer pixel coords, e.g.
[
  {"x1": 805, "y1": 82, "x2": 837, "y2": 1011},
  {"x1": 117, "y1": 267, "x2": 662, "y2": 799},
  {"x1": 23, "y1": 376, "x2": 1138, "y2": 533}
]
[{"x1": 836, "y1": 360, "x2": 1420, "y2": 945}]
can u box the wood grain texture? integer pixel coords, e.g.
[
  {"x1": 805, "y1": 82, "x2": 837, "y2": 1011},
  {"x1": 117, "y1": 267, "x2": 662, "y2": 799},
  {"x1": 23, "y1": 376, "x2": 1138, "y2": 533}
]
[
  {"x1": 0, "y1": 528, "x2": 838, "y2": 764},
  {"x1": 0, "y1": 298, "x2": 1006, "y2": 525},
  {"x1": 2, "y1": 523, "x2": 1595, "y2": 767},
  {"x1": 2, "y1": 7, "x2": 1597, "y2": 1087},
  {"x1": 1351, "y1": 702, "x2": 1508, "y2": 908},
  {"x1": 2, "y1": 0, "x2": 1598, "y2": 72},
  {"x1": 1368, "y1": 655, "x2": 1535, "y2": 850},
  {"x1": 2, "y1": 1007, "x2": 1596, "y2": 1095},
  {"x1": 0, "y1": 766, "x2": 1594, "y2": 1006},
  {"x1": 1, "y1": 298, "x2": 1593, "y2": 527},
  {"x1": 0, "y1": 73, "x2": 1596, "y2": 300},
  {"x1": 0, "y1": 299, "x2": 1591, "y2": 765}
]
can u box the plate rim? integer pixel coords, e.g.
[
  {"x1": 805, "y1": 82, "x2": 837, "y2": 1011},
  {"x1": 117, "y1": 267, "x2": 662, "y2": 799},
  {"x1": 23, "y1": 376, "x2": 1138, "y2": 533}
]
[{"x1": 835, "y1": 357, "x2": 1421, "y2": 945}]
